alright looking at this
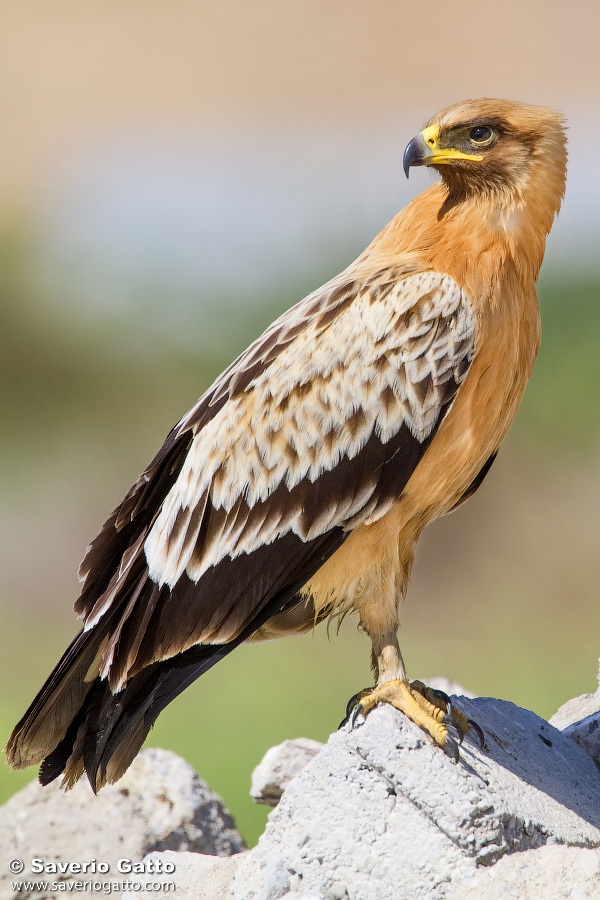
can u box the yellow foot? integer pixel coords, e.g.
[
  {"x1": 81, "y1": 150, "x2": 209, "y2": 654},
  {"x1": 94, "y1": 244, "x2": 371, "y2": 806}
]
[{"x1": 347, "y1": 679, "x2": 485, "y2": 761}]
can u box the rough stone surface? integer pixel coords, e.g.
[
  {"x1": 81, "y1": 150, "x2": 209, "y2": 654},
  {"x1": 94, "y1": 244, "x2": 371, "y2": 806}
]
[
  {"x1": 251, "y1": 738, "x2": 324, "y2": 807},
  {"x1": 549, "y1": 658, "x2": 600, "y2": 731},
  {"x1": 121, "y1": 851, "x2": 243, "y2": 900},
  {"x1": 550, "y1": 663, "x2": 600, "y2": 769},
  {"x1": 230, "y1": 698, "x2": 600, "y2": 899},
  {"x1": 445, "y1": 844, "x2": 600, "y2": 899},
  {"x1": 249, "y1": 679, "x2": 473, "y2": 811},
  {"x1": 560, "y1": 712, "x2": 600, "y2": 770},
  {"x1": 550, "y1": 690, "x2": 600, "y2": 731},
  {"x1": 7, "y1": 687, "x2": 600, "y2": 900},
  {"x1": 0, "y1": 748, "x2": 244, "y2": 900}
]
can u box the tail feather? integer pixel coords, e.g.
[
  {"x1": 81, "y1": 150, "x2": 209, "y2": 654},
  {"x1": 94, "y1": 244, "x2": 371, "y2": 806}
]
[
  {"x1": 4, "y1": 606, "x2": 233, "y2": 790},
  {"x1": 38, "y1": 641, "x2": 236, "y2": 792},
  {"x1": 73, "y1": 587, "x2": 308, "y2": 790},
  {"x1": 5, "y1": 624, "x2": 111, "y2": 771},
  {"x1": 12, "y1": 597, "x2": 275, "y2": 791},
  {"x1": 6, "y1": 560, "x2": 312, "y2": 791}
]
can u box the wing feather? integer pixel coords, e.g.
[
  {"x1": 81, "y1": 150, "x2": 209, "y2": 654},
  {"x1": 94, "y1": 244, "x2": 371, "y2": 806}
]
[{"x1": 75, "y1": 265, "x2": 476, "y2": 688}]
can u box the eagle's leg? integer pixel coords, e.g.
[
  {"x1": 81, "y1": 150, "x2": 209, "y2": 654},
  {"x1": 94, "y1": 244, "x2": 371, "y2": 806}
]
[{"x1": 348, "y1": 631, "x2": 476, "y2": 759}]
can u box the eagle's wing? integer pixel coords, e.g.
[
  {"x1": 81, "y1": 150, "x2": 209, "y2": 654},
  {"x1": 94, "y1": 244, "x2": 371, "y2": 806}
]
[
  {"x1": 6, "y1": 265, "x2": 476, "y2": 787},
  {"x1": 77, "y1": 265, "x2": 476, "y2": 690}
]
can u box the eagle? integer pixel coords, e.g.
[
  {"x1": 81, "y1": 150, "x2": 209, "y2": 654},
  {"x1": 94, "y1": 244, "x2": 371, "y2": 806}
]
[{"x1": 6, "y1": 98, "x2": 567, "y2": 791}]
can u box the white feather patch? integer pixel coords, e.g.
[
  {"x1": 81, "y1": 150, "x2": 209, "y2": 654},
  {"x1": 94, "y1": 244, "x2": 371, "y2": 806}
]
[{"x1": 145, "y1": 271, "x2": 476, "y2": 587}]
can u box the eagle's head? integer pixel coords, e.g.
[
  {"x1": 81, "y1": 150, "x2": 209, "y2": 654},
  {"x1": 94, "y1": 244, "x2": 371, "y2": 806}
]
[{"x1": 403, "y1": 98, "x2": 567, "y2": 215}]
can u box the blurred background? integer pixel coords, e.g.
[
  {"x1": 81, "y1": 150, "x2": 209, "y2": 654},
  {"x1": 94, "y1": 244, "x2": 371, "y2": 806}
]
[{"x1": 1, "y1": 0, "x2": 599, "y2": 846}]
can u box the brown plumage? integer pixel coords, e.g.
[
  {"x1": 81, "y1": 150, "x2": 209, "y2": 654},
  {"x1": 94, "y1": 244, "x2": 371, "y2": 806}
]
[{"x1": 5, "y1": 98, "x2": 567, "y2": 790}]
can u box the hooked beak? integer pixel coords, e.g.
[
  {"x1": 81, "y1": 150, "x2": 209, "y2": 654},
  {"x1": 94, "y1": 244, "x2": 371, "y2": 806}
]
[{"x1": 403, "y1": 125, "x2": 483, "y2": 178}]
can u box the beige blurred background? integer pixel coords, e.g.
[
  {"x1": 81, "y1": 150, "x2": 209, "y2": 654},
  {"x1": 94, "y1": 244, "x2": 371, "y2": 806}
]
[{"x1": 2, "y1": 0, "x2": 600, "y2": 844}]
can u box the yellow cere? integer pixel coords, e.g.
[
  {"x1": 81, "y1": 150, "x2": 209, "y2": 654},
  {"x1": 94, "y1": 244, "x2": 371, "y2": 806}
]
[{"x1": 420, "y1": 124, "x2": 483, "y2": 165}]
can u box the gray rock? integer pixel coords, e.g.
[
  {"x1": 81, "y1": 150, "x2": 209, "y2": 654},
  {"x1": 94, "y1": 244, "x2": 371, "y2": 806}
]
[
  {"x1": 445, "y1": 844, "x2": 600, "y2": 899},
  {"x1": 560, "y1": 712, "x2": 600, "y2": 770},
  {"x1": 0, "y1": 747, "x2": 244, "y2": 900},
  {"x1": 118, "y1": 696, "x2": 600, "y2": 899},
  {"x1": 249, "y1": 680, "x2": 473, "y2": 810},
  {"x1": 550, "y1": 661, "x2": 600, "y2": 768},
  {"x1": 121, "y1": 851, "x2": 243, "y2": 900},
  {"x1": 549, "y1": 658, "x2": 600, "y2": 729},
  {"x1": 230, "y1": 698, "x2": 600, "y2": 899},
  {"x1": 251, "y1": 738, "x2": 324, "y2": 807},
  {"x1": 550, "y1": 690, "x2": 600, "y2": 731}
]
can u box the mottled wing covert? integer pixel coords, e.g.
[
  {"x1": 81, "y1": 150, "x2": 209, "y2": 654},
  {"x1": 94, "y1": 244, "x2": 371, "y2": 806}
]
[{"x1": 76, "y1": 266, "x2": 476, "y2": 689}]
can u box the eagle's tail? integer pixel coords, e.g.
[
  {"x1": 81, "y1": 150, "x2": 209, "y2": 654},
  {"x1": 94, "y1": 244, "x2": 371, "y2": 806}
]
[{"x1": 5, "y1": 629, "x2": 233, "y2": 792}]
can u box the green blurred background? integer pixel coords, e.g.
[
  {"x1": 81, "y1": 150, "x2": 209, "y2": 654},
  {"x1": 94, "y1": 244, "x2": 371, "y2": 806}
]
[{"x1": 1, "y1": 0, "x2": 599, "y2": 847}]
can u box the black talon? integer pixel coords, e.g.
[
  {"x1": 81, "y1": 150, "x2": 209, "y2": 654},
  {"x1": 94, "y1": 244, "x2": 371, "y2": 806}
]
[
  {"x1": 445, "y1": 734, "x2": 460, "y2": 764},
  {"x1": 468, "y1": 718, "x2": 486, "y2": 750},
  {"x1": 339, "y1": 691, "x2": 365, "y2": 729},
  {"x1": 432, "y1": 688, "x2": 452, "y2": 713},
  {"x1": 345, "y1": 692, "x2": 363, "y2": 719},
  {"x1": 443, "y1": 713, "x2": 465, "y2": 744},
  {"x1": 350, "y1": 702, "x2": 364, "y2": 729}
]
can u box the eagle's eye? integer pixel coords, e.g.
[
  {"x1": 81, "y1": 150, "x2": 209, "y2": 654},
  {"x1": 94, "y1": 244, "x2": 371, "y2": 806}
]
[{"x1": 468, "y1": 126, "x2": 495, "y2": 145}]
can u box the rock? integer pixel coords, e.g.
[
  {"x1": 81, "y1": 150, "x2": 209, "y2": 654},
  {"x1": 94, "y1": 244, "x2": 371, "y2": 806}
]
[
  {"x1": 249, "y1": 680, "x2": 473, "y2": 810},
  {"x1": 550, "y1": 661, "x2": 600, "y2": 768},
  {"x1": 445, "y1": 844, "x2": 600, "y2": 899},
  {"x1": 231, "y1": 698, "x2": 600, "y2": 899},
  {"x1": 550, "y1": 690, "x2": 600, "y2": 731},
  {"x1": 549, "y1": 657, "x2": 600, "y2": 730},
  {"x1": 121, "y1": 851, "x2": 243, "y2": 900},
  {"x1": 559, "y1": 712, "x2": 600, "y2": 770},
  {"x1": 0, "y1": 748, "x2": 244, "y2": 900},
  {"x1": 8, "y1": 689, "x2": 600, "y2": 899},
  {"x1": 251, "y1": 738, "x2": 324, "y2": 806},
  {"x1": 118, "y1": 695, "x2": 600, "y2": 899}
]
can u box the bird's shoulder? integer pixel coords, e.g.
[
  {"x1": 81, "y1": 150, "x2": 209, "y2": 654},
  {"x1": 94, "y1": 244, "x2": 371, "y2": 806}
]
[{"x1": 174, "y1": 259, "x2": 474, "y2": 439}]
